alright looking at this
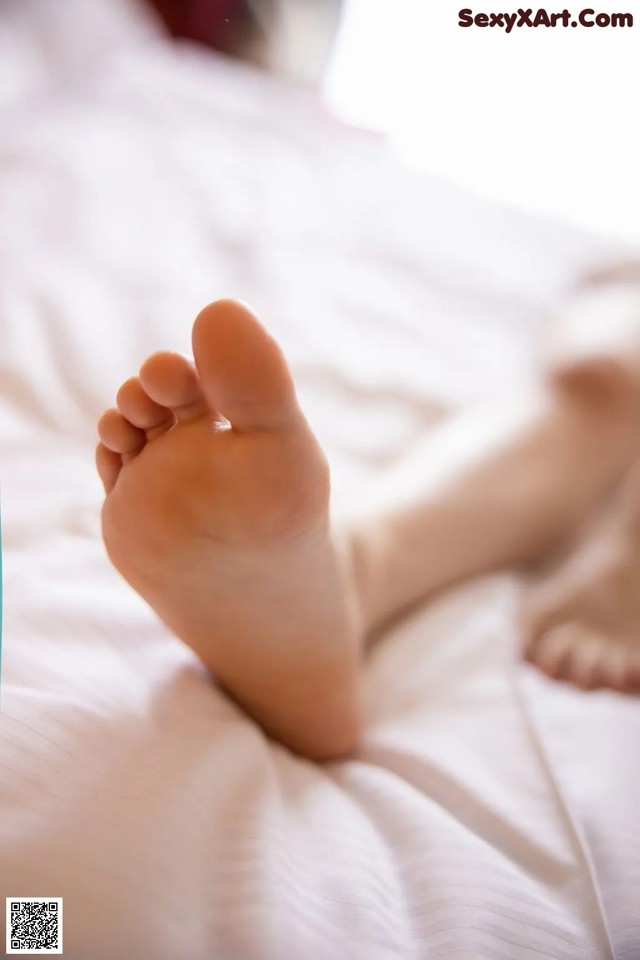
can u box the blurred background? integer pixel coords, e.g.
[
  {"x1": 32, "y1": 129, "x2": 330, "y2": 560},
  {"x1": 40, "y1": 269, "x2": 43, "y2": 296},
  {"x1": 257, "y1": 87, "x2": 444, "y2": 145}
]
[{"x1": 150, "y1": 0, "x2": 640, "y2": 244}]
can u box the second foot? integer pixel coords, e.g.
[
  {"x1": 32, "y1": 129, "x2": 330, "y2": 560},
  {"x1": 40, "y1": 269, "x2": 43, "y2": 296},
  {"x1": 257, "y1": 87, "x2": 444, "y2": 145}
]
[{"x1": 521, "y1": 468, "x2": 640, "y2": 693}]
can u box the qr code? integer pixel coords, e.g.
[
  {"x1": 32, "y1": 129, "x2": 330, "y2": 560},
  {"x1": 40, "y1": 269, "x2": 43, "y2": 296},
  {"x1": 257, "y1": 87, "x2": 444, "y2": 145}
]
[{"x1": 6, "y1": 899, "x2": 63, "y2": 954}]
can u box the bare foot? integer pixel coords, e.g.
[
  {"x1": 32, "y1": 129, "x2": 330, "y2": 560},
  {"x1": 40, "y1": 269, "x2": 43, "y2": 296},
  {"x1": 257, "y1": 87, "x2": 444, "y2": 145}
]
[
  {"x1": 520, "y1": 278, "x2": 640, "y2": 693},
  {"x1": 521, "y1": 461, "x2": 640, "y2": 693},
  {"x1": 97, "y1": 299, "x2": 362, "y2": 761}
]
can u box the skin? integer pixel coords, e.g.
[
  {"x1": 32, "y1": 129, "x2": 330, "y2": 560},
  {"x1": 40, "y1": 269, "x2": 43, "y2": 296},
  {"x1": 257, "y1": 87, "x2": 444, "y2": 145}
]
[
  {"x1": 521, "y1": 459, "x2": 640, "y2": 692},
  {"x1": 98, "y1": 300, "x2": 361, "y2": 762},
  {"x1": 97, "y1": 292, "x2": 640, "y2": 761}
]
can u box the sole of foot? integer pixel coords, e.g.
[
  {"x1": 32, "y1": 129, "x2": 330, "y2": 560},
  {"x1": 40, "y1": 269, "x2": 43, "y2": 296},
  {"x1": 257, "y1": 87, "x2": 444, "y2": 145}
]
[{"x1": 97, "y1": 299, "x2": 362, "y2": 761}]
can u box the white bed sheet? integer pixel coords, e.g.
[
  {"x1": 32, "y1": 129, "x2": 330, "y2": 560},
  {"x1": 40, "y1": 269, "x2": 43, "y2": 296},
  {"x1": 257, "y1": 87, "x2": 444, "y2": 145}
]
[{"x1": 0, "y1": 2, "x2": 639, "y2": 958}]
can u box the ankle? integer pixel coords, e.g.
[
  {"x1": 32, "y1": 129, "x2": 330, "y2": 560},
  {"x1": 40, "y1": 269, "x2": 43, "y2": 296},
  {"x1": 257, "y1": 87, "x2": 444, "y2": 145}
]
[{"x1": 549, "y1": 354, "x2": 640, "y2": 415}]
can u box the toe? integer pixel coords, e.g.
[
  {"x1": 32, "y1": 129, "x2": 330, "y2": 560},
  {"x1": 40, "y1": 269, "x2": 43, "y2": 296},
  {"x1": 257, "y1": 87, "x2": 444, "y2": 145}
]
[
  {"x1": 96, "y1": 442, "x2": 122, "y2": 494},
  {"x1": 116, "y1": 376, "x2": 175, "y2": 436},
  {"x1": 624, "y1": 652, "x2": 640, "y2": 693},
  {"x1": 98, "y1": 408, "x2": 146, "y2": 455},
  {"x1": 529, "y1": 625, "x2": 575, "y2": 679},
  {"x1": 139, "y1": 352, "x2": 210, "y2": 422},
  {"x1": 564, "y1": 631, "x2": 606, "y2": 690},
  {"x1": 598, "y1": 645, "x2": 630, "y2": 692},
  {"x1": 520, "y1": 581, "x2": 574, "y2": 659},
  {"x1": 191, "y1": 299, "x2": 300, "y2": 432}
]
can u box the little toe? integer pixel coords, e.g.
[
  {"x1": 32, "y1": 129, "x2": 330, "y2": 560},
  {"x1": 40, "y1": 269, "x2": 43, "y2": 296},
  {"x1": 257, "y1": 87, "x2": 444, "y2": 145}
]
[
  {"x1": 116, "y1": 376, "x2": 175, "y2": 436},
  {"x1": 96, "y1": 442, "x2": 122, "y2": 494},
  {"x1": 139, "y1": 352, "x2": 211, "y2": 422},
  {"x1": 98, "y1": 408, "x2": 146, "y2": 455}
]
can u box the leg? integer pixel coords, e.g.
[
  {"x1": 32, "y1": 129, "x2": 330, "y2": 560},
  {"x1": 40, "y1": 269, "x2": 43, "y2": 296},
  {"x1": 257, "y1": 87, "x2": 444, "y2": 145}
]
[
  {"x1": 519, "y1": 273, "x2": 640, "y2": 692},
  {"x1": 348, "y1": 371, "x2": 640, "y2": 638},
  {"x1": 350, "y1": 272, "x2": 640, "y2": 639},
  {"x1": 96, "y1": 295, "x2": 639, "y2": 762}
]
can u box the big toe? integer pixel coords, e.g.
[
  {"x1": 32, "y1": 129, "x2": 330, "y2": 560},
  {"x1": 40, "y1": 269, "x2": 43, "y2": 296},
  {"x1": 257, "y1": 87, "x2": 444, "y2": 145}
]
[
  {"x1": 597, "y1": 644, "x2": 640, "y2": 694},
  {"x1": 191, "y1": 299, "x2": 300, "y2": 432}
]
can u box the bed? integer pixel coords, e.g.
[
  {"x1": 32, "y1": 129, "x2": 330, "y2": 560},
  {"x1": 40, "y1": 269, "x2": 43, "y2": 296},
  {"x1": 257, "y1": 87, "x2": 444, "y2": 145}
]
[{"x1": 1, "y1": 1, "x2": 639, "y2": 957}]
